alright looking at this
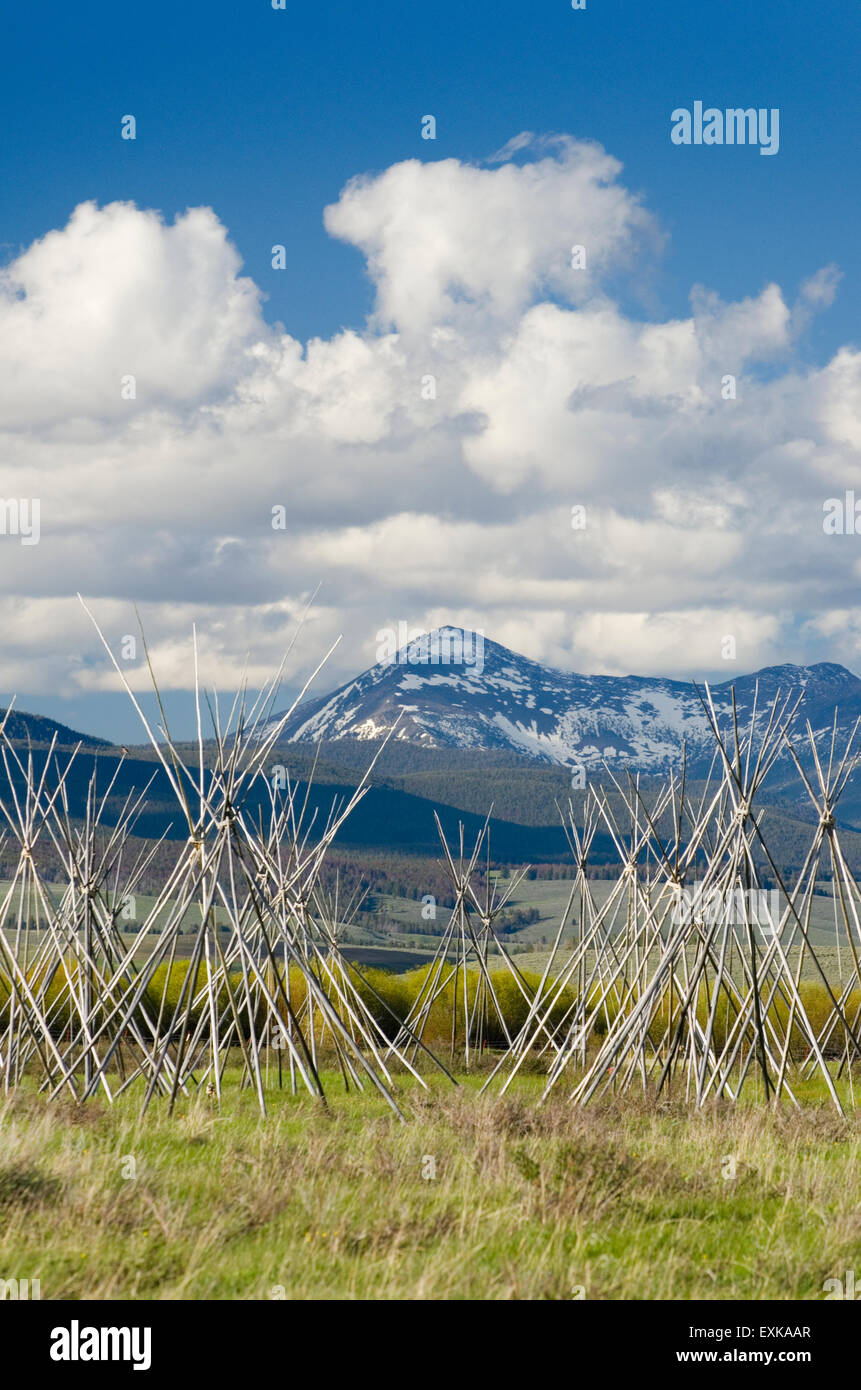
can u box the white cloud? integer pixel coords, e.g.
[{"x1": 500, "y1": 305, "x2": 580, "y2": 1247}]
[
  {"x1": 0, "y1": 135, "x2": 858, "y2": 710},
  {"x1": 0, "y1": 201, "x2": 263, "y2": 429},
  {"x1": 323, "y1": 135, "x2": 657, "y2": 334}
]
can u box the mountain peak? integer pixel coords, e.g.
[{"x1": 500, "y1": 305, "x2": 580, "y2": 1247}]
[{"x1": 271, "y1": 635, "x2": 860, "y2": 773}]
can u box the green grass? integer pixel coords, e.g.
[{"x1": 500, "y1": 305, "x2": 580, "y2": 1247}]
[{"x1": 2, "y1": 1071, "x2": 861, "y2": 1300}]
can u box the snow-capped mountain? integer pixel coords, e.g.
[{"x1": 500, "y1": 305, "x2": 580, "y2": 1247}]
[{"x1": 270, "y1": 627, "x2": 861, "y2": 775}]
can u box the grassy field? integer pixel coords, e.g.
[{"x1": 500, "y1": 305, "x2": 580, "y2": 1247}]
[
  {"x1": 3, "y1": 871, "x2": 853, "y2": 969},
  {"x1": 358, "y1": 874, "x2": 858, "y2": 959},
  {"x1": 2, "y1": 1068, "x2": 861, "y2": 1300}
]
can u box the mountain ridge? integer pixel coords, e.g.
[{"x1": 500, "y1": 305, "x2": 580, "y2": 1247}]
[
  {"x1": 268, "y1": 627, "x2": 861, "y2": 778},
  {"x1": 0, "y1": 706, "x2": 111, "y2": 749}
]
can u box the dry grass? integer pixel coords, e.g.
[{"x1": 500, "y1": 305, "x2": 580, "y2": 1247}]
[{"x1": 2, "y1": 1072, "x2": 861, "y2": 1300}]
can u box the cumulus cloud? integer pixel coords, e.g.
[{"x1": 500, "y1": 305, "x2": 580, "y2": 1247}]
[
  {"x1": 322, "y1": 134, "x2": 657, "y2": 333},
  {"x1": 0, "y1": 201, "x2": 264, "y2": 428},
  {"x1": 0, "y1": 134, "x2": 858, "y2": 713}
]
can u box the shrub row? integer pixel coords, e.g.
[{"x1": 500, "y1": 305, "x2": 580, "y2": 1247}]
[{"x1": 0, "y1": 961, "x2": 858, "y2": 1057}]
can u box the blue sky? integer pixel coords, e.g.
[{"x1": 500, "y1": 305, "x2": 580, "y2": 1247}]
[
  {"x1": 4, "y1": 0, "x2": 859, "y2": 357},
  {"x1": 2, "y1": 0, "x2": 860, "y2": 742}
]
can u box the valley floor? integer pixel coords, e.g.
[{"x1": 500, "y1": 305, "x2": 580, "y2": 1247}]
[{"x1": 2, "y1": 1070, "x2": 860, "y2": 1300}]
